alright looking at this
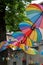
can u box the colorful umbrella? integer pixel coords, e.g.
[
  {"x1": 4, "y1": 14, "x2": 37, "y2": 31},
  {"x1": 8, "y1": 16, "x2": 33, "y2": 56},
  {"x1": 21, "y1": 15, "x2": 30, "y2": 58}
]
[
  {"x1": 26, "y1": 4, "x2": 43, "y2": 29},
  {"x1": 19, "y1": 22, "x2": 32, "y2": 37},
  {"x1": 19, "y1": 38, "x2": 35, "y2": 49},
  {"x1": 12, "y1": 32, "x2": 26, "y2": 44},
  {"x1": 0, "y1": 40, "x2": 19, "y2": 52},
  {"x1": 23, "y1": 47, "x2": 39, "y2": 55},
  {"x1": 0, "y1": 41, "x2": 6, "y2": 49},
  {"x1": 19, "y1": 22, "x2": 42, "y2": 42},
  {"x1": 29, "y1": 28, "x2": 42, "y2": 42},
  {"x1": 0, "y1": 41, "x2": 7, "y2": 52},
  {"x1": 7, "y1": 41, "x2": 20, "y2": 48},
  {"x1": 19, "y1": 44, "x2": 25, "y2": 50}
]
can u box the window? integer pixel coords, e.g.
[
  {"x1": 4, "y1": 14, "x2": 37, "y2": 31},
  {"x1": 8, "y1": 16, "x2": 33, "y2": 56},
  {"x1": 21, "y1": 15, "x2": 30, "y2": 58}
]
[
  {"x1": 13, "y1": 62, "x2": 16, "y2": 65},
  {"x1": 22, "y1": 60, "x2": 26, "y2": 65}
]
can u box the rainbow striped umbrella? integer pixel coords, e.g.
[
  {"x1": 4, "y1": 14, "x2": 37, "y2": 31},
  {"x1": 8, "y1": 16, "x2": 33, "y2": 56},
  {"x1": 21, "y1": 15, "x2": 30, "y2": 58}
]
[
  {"x1": 12, "y1": 32, "x2": 26, "y2": 43},
  {"x1": 19, "y1": 22, "x2": 42, "y2": 43},
  {"x1": 11, "y1": 32, "x2": 35, "y2": 49},
  {"x1": 26, "y1": 4, "x2": 43, "y2": 29},
  {"x1": 19, "y1": 22, "x2": 33, "y2": 37},
  {"x1": 29, "y1": 28, "x2": 42, "y2": 42},
  {"x1": 12, "y1": 32, "x2": 27, "y2": 46}
]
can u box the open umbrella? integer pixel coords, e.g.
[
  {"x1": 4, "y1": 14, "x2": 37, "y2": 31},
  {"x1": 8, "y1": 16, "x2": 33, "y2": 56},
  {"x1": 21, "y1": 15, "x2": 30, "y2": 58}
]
[
  {"x1": 19, "y1": 22, "x2": 42, "y2": 43},
  {"x1": 26, "y1": 4, "x2": 43, "y2": 29},
  {"x1": 12, "y1": 32, "x2": 26, "y2": 44},
  {"x1": 0, "y1": 41, "x2": 8, "y2": 52},
  {"x1": 0, "y1": 41, "x2": 6, "y2": 49},
  {"x1": 19, "y1": 22, "x2": 32, "y2": 37},
  {"x1": 0, "y1": 40, "x2": 20, "y2": 52},
  {"x1": 10, "y1": 31, "x2": 27, "y2": 50}
]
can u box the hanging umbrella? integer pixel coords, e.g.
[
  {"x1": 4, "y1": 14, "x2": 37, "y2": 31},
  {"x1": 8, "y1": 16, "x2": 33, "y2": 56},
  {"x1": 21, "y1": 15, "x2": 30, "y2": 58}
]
[
  {"x1": 7, "y1": 40, "x2": 20, "y2": 49},
  {"x1": 9, "y1": 32, "x2": 27, "y2": 50},
  {"x1": 19, "y1": 22, "x2": 42, "y2": 43},
  {"x1": 12, "y1": 32, "x2": 26, "y2": 45},
  {"x1": 26, "y1": 4, "x2": 43, "y2": 29},
  {"x1": 17, "y1": 37, "x2": 34, "y2": 50},
  {"x1": 0, "y1": 40, "x2": 19, "y2": 52},
  {"x1": 19, "y1": 22, "x2": 32, "y2": 37},
  {"x1": 19, "y1": 38, "x2": 35, "y2": 50}
]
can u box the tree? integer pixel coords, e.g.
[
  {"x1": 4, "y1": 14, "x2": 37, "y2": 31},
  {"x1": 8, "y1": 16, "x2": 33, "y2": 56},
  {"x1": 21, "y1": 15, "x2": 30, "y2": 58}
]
[
  {"x1": 0, "y1": 0, "x2": 34, "y2": 65},
  {"x1": 0, "y1": 0, "x2": 6, "y2": 42},
  {"x1": 5, "y1": 0, "x2": 34, "y2": 32}
]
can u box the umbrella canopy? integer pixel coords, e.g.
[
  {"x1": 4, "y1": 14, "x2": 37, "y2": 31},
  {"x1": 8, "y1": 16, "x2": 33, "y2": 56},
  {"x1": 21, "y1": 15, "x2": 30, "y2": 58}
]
[
  {"x1": 0, "y1": 41, "x2": 7, "y2": 52},
  {"x1": 0, "y1": 40, "x2": 20, "y2": 52},
  {"x1": 23, "y1": 47, "x2": 39, "y2": 55},
  {"x1": 0, "y1": 41, "x2": 6, "y2": 49},
  {"x1": 19, "y1": 22, "x2": 42, "y2": 42},
  {"x1": 26, "y1": 37, "x2": 34, "y2": 47},
  {"x1": 12, "y1": 32, "x2": 26, "y2": 44},
  {"x1": 19, "y1": 44, "x2": 25, "y2": 50},
  {"x1": 26, "y1": 4, "x2": 43, "y2": 29},
  {"x1": 29, "y1": 28, "x2": 42, "y2": 42},
  {"x1": 19, "y1": 22, "x2": 32, "y2": 37}
]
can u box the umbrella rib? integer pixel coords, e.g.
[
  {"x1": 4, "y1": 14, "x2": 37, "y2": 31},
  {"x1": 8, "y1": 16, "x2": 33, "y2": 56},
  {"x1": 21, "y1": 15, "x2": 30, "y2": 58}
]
[{"x1": 32, "y1": 13, "x2": 42, "y2": 26}]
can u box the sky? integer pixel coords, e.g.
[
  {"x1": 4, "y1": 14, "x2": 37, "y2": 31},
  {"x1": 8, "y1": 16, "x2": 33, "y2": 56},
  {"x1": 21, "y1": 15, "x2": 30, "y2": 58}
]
[{"x1": 31, "y1": 0, "x2": 43, "y2": 4}]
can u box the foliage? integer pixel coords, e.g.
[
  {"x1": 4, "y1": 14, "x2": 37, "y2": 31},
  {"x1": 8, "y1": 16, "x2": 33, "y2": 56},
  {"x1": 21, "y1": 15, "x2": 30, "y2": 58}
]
[{"x1": 0, "y1": 0, "x2": 34, "y2": 32}]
